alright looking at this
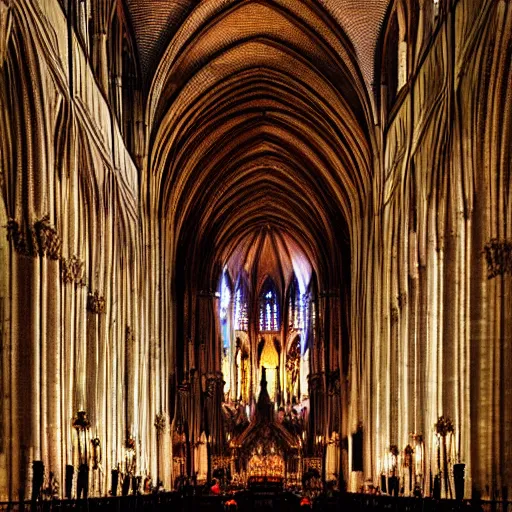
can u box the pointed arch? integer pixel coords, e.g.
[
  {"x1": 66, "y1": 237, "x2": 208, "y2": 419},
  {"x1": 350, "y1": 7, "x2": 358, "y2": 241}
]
[
  {"x1": 379, "y1": 0, "x2": 410, "y2": 116},
  {"x1": 234, "y1": 276, "x2": 249, "y2": 333},
  {"x1": 259, "y1": 277, "x2": 280, "y2": 332}
]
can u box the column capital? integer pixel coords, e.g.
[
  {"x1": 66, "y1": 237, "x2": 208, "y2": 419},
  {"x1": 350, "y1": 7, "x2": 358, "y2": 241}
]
[
  {"x1": 483, "y1": 238, "x2": 512, "y2": 278},
  {"x1": 87, "y1": 290, "x2": 105, "y2": 314}
]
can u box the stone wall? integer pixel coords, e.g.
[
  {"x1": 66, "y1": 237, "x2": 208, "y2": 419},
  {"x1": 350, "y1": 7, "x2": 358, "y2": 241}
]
[
  {"x1": 0, "y1": 0, "x2": 168, "y2": 501},
  {"x1": 350, "y1": 0, "x2": 512, "y2": 498}
]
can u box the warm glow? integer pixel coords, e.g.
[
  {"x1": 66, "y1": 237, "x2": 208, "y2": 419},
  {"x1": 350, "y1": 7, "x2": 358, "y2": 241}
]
[
  {"x1": 1, "y1": 0, "x2": 508, "y2": 502},
  {"x1": 248, "y1": 453, "x2": 285, "y2": 477}
]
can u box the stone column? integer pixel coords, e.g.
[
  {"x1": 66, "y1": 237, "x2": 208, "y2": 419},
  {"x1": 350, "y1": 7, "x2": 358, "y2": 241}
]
[
  {"x1": 198, "y1": 291, "x2": 224, "y2": 456},
  {"x1": 90, "y1": 0, "x2": 113, "y2": 95},
  {"x1": 0, "y1": 0, "x2": 12, "y2": 68},
  {"x1": 155, "y1": 413, "x2": 170, "y2": 490}
]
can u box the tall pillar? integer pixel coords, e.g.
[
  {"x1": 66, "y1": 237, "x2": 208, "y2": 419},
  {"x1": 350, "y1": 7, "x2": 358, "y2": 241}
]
[
  {"x1": 40, "y1": 232, "x2": 63, "y2": 492},
  {"x1": 90, "y1": 0, "x2": 113, "y2": 95},
  {"x1": 198, "y1": 291, "x2": 224, "y2": 457},
  {"x1": 155, "y1": 413, "x2": 170, "y2": 490},
  {"x1": 0, "y1": 0, "x2": 12, "y2": 68}
]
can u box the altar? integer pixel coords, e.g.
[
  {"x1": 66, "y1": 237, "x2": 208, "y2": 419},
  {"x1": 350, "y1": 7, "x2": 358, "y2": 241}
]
[
  {"x1": 228, "y1": 368, "x2": 302, "y2": 487},
  {"x1": 248, "y1": 453, "x2": 285, "y2": 478}
]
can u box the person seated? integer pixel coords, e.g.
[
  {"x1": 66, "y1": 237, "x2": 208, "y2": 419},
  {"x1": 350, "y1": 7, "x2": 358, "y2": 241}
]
[
  {"x1": 300, "y1": 497, "x2": 312, "y2": 509},
  {"x1": 210, "y1": 478, "x2": 221, "y2": 495},
  {"x1": 225, "y1": 498, "x2": 238, "y2": 511},
  {"x1": 143, "y1": 475, "x2": 152, "y2": 493}
]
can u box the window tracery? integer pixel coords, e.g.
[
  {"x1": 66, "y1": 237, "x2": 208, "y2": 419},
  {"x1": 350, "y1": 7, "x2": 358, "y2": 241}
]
[
  {"x1": 234, "y1": 286, "x2": 248, "y2": 331},
  {"x1": 220, "y1": 272, "x2": 313, "y2": 408},
  {"x1": 259, "y1": 280, "x2": 279, "y2": 332},
  {"x1": 289, "y1": 278, "x2": 308, "y2": 331},
  {"x1": 397, "y1": 1, "x2": 408, "y2": 90}
]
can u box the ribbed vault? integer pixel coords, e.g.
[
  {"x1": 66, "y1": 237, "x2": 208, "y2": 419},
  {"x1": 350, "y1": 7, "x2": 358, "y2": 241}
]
[
  {"x1": 145, "y1": 0, "x2": 375, "y2": 293},
  {"x1": 225, "y1": 226, "x2": 313, "y2": 298},
  {"x1": 127, "y1": 0, "x2": 391, "y2": 87}
]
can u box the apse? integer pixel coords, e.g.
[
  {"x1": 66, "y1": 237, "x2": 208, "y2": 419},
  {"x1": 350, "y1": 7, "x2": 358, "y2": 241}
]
[
  {"x1": 145, "y1": 0, "x2": 374, "y2": 490},
  {"x1": 219, "y1": 226, "x2": 313, "y2": 406}
]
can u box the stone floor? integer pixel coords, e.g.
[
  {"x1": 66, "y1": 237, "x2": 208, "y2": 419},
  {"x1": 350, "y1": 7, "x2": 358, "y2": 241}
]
[{"x1": 0, "y1": 493, "x2": 508, "y2": 512}]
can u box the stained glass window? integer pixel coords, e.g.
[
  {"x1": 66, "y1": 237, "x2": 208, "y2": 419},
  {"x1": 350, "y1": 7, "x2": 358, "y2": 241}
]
[
  {"x1": 234, "y1": 286, "x2": 248, "y2": 331},
  {"x1": 259, "y1": 280, "x2": 279, "y2": 331},
  {"x1": 220, "y1": 272, "x2": 231, "y2": 350},
  {"x1": 289, "y1": 277, "x2": 307, "y2": 331}
]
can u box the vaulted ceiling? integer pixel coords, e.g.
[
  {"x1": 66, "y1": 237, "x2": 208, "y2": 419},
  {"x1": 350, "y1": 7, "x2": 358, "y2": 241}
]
[
  {"x1": 225, "y1": 226, "x2": 313, "y2": 298},
  {"x1": 126, "y1": 0, "x2": 390, "y2": 88},
  {"x1": 128, "y1": 0, "x2": 386, "y2": 290}
]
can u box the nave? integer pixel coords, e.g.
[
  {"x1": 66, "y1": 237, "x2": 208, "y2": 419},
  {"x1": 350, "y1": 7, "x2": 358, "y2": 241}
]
[{"x1": 0, "y1": 0, "x2": 511, "y2": 507}]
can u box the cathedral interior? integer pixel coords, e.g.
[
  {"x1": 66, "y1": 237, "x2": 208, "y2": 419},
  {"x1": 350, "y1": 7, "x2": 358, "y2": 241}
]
[{"x1": 0, "y1": 0, "x2": 511, "y2": 507}]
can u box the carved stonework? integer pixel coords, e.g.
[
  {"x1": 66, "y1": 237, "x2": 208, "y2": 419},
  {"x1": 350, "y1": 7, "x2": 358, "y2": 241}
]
[
  {"x1": 154, "y1": 413, "x2": 167, "y2": 432},
  {"x1": 308, "y1": 372, "x2": 323, "y2": 393},
  {"x1": 390, "y1": 306, "x2": 399, "y2": 325},
  {"x1": 434, "y1": 415, "x2": 454, "y2": 437},
  {"x1": 125, "y1": 437, "x2": 136, "y2": 451},
  {"x1": 6, "y1": 219, "x2": 37, "y2": 257},
  {"x1": 72, "y1": 410, "x2": 90, "y2": 431},
  {"x1": 389, "y1": 444, "x2": 399, "y2": 457},
  {"x1": 124, "y1": 438, "x2": 137, "y2": 474},
  {"x1": 178, "y1": 380, "x2": 191, "y2": 396},
  {"x1": 34, "y1": 215, "x2": 62, "y2": 259},
  {"x1": 61, "y1": 255, "x2": 86, "y2": 285},
  {"x1": 87, "y1": 290, "x2": 105, "y2": 314},
  {"x1": 403, "y1": 444, "x2": 414, "y2": 467},
  {"x1": 286, "y1": 337, "x2": 300, "y2": 374},
  {"x1": 483, "y1": 239, "x2": 512, "y2": 279},
  {"x1": 303, "y1": 457, "x2": 322, "y2": 473},
  {"x1": 91, "y1": 437, "x2": 101, "y2": 470},
  {"x1": 6, "y1": 216, "x2": 62, "y2": 259},
  {"x1": 205, "y1": 373, "x2": 224, "y2": 398},
  {"x1": 327, "y1": 369, "x2": 341, "y2": 396}
]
